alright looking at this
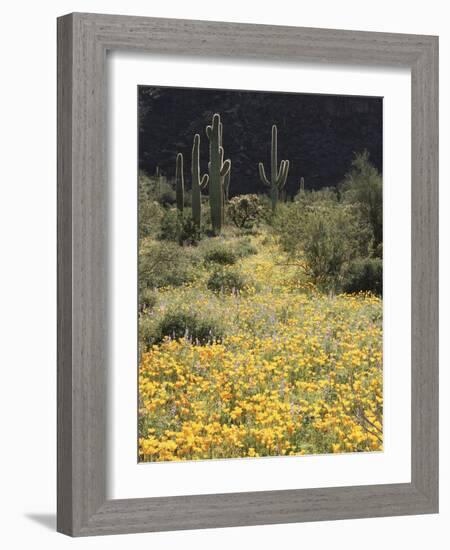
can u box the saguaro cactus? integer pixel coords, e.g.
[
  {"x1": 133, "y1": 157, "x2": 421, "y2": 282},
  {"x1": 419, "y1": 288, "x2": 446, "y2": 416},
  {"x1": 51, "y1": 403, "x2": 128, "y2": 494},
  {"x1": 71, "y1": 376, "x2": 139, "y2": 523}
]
[
  {"x1": 258, "y1": 125, "x2": 290, "y2": 212},
  {"x1": 155, "y1": 165, "x2": 162, "y2": 195},
  {"x1": 175, "y1": 152, "x2": 184, "y2": 216},
  {"x1": 299, "y1": 176, "x2": 305, "y2": 194},
  {"x1": 206, "y1": 113, "x2": 231, "y2": 234},
  {"x1": 191, "y1": 134, "x2": 209, "y2": 227},
  {"x1": 222, "y1": 168, "x2": 231, "y2": 226}
]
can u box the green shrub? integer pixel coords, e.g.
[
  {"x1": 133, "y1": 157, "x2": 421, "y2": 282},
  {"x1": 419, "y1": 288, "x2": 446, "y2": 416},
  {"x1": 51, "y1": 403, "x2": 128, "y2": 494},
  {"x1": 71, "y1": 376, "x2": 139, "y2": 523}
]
[
  {"x1": 234, "y1": 238, "x2": 258, "y2": 258},
  {"x1": 340, "y1": 150, "x2": 383, "y2": 248},
  {"x1": 139, "y1": 200, "x2": 164, "y2": 239},
  {"x1": 374, "y1": 241, "x2": 383, "y2": 259},
  {"x1": 139, "y1": 172, "x2": 177, "y2": 206},
  {"x1": 203, "y1": 242, "x2": 237, "y2": 265},
  {"x1": 153, "y1": 309, "x2": 223, "y2": 344},
  {"x1": 158, "y1": 189, "x2": 177, "y2": 207},
  {"x1": 158, "y1": 209, "x2": 179, "y2": 241},
  {"x1": 178, "y1": 213, "x2": 202, "y2": 246},
  {"x1": 183, "y1": 189, "x2": 193, "y2": 208},
  {"x1": 235, "y1": 226, "x2": 262, "y2": 237},
  {"x1": 342, "y1": 258, "x2": 383, "y2": 295},
  {"x1": 294, "y1": 187, "x2": 338, "y2": 204},
  {"x1": 275, "y1": 201, "x2": 374, "y2": 292},
  {"x1": 158, "y1": 208, "x2": 203, "y2": 245},
  {"x1": 207, "y1": 267, "x2": 246, "y2": 293},
  {"x1": 139, "y1": 288, "x2": 158, "y2": 311},
  {"x1": 139, "y1": 316, "x2": 158, "y2": 351},
  {"x1": 139, "y1": 239, "x2": 197, "y2": 288},
  {"x1": 201, "y1": 236, "x2": 257, "y2": 266}
]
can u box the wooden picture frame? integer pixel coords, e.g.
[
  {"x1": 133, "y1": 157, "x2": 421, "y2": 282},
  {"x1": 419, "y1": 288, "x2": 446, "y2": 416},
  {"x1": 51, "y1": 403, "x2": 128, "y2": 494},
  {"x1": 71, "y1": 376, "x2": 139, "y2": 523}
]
[{"x1": 57, "y1": 12, "x2": 438, "y2": 536}]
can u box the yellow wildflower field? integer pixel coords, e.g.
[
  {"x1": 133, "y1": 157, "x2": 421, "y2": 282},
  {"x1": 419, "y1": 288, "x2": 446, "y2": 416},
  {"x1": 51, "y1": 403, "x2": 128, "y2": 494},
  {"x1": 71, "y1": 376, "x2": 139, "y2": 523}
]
[{"x1": 138, "y1": 234, "x2": 382, "y2": 462}]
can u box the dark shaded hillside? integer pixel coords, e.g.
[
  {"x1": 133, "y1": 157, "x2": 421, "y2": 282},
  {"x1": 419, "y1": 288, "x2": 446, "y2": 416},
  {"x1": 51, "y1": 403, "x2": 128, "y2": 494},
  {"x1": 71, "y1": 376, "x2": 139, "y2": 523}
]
[{"x1": 139, "y1": 86, "x2": 382, "y2": 197}]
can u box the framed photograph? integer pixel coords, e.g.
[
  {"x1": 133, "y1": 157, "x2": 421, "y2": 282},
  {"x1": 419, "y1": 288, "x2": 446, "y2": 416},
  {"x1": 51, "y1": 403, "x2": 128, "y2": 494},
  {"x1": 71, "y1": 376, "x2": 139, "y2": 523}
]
[{"x1": 57, "y1": 13, "x2": 438, "y2": 536}]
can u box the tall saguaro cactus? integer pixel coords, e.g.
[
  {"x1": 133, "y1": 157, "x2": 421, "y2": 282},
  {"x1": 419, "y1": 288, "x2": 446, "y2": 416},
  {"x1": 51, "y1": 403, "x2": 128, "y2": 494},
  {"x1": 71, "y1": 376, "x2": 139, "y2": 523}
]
[
  {"x1": 258, "y1": 125, "x2": 290, "y2": 212},
  {"x1": 175, "y1": 152, "x2": 184, "y2": 216},
  {"x1": 222, "y1": 168, "x2": 231, "y2": 226},
  {"x1": 206, "y1": 113, "x2": 231, "y2": 234},
  {"x1": 191, "y1": 134, "x2": 209, "y2": 227}
]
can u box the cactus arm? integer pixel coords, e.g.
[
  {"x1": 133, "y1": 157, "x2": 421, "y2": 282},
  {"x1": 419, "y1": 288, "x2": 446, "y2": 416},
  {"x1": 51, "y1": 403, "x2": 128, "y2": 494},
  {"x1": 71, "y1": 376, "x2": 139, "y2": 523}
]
[
  {"x1": 192, "y1": 134, "x2": 200, "y2": 173},
  {"x1": 283, "y1": 160, "x2": 290, "y2": 183},
  {"x1": 206, "y1": 126, "x2": 212, "y2": 139},
  {"x1": 281, "y1": 160, "x2": 290, "y2": 188},
  {"x1": 276, "y1": 158, "x2": 286, "y2": 182},
  {"x1": 219, "y1": 145, "x2": 231, "y2": 177},
  {"x1": 200, "y1": 174, "x2": 209, "y2": 189},
  {"x1": 220, "y1": 159, "x2": 231, "y2": 178},
  {"x1": 223, "y1": 169, "x2": 231, "y2": 202},
  {"x1": 258, "y1": 162, "x2": 271, "y2": 187},
  {"x1": 276, "y1": 160, "x2": 289, "y2": 189}
]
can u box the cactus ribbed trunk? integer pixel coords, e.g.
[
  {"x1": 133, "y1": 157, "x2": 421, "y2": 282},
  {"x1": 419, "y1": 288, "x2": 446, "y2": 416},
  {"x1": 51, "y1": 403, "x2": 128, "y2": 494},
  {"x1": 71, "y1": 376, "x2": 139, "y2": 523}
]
[
  {"x1": 191, "y1": 134, "x2": 209, "y2": 227},
  {"x1": 271, "y1": 185, "x2": 279, "y2": 212},
  {"x1": 175, "y1": 152, "x2": 184, "y2": 216},
  {"x1": 258, "y1": 125, "x2": 290, "y2": 213},
  {"x1": 206, "y1": 114, "x2": 231, "y2": 234}
]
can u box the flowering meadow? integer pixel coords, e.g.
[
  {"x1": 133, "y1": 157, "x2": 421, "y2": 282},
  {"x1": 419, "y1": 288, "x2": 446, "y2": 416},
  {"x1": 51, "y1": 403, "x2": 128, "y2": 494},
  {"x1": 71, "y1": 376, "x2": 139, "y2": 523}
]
[
  {"x1": 137, "y1": 101, "x2": 383, "y2": 462},
  {"x1": 138, "y1": 233, "x2": 383, "y2": 462}
]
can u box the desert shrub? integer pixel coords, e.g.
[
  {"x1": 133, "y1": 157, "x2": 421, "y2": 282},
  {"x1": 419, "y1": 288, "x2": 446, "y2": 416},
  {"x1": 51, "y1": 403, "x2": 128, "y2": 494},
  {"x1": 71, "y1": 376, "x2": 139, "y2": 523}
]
[
  {"x1": 227, "y1": 194, "x2": 264, "y2": 229},
  {"x1": 234, "y1": 238, "x2": 258, "y2": 258},
  {"x1": 374, "y1": 241, "x2": 383, "y2": 258},
  {"x1": 158, "y1": 189, "x2": 177, "y2": 207},
  {"x1": 294, "y1": 186, "x2": 338, "y2": 205},
  {"x1": 254, "y1": 194, "x2": 276, "y2": 223},
  {"x1": 340, "y1": 150, "x2": 383, "y2": 248},
  {"x1": 207, "y1": 267, "x2": 246, "y2": 293},
  {"x1": 235, "y1": 226, "x2": 262, "y2": 237},
  {"x1": 178, "y1": 212, "x2": 203, "y2": 246},
  {"x1": 199, "y1": 200, "x2": 211, "y2": 227},
  {"x1": 139, "y1": 239, "x2": 197, "y2": 289},
  {"x1": 203, "y1": 242, "x2": 237, "y2": 265},
  {"x1": 200, "y1": 235, "x2": 256, "y2": 266},
  {"x1": 139, "y1": 288, "x2": 158, "y2": 311},
  {"x1": 275, "y1": 202, "x2": 373, "y2": 292},
  {"x1": 268, "y1": 201, "x2": 291, "y2": 228},
  {"x1": 158, "y1": 209, "x2": 179, "y2": 241},
  {"x1": 183, "y1": 189, "x2": 193, "y2": 208},
  {"x1": 152, "y1": 309, "x2": 224, "y2": 345},
  {"x1": 138, "y1": 199, "x2": 164, "y2": 239},
  {"x1": 139, "y1": 172, "x2": 177, "y2": 206},
  {"x1": 139, "y1": 316, "x2": 157, "y2": 351},
  {"x1": 342, "y1": 257, "x2": 383, "y2": 295},
  {"x1": 158, "y1": 208, "x2": 203, "y2": 245}
]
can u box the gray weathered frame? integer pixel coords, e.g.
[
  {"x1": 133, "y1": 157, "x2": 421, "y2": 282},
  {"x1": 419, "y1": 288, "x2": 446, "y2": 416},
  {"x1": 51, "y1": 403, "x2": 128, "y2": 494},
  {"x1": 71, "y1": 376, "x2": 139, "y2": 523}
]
[{"x1": 57, "y1": 12, "x2": 438, "y2": 537}]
